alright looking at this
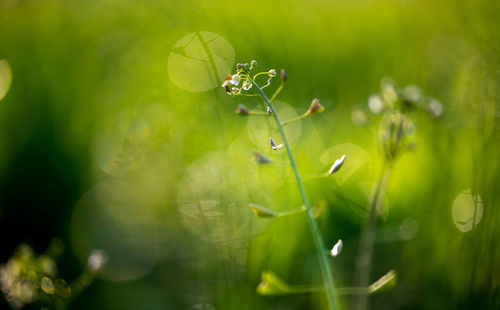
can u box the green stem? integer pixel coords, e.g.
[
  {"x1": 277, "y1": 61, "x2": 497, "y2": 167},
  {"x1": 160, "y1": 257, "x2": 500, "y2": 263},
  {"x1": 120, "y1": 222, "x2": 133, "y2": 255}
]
[
  {"x1": 249, "y1": 76, "x2": 339, "y2": 310},
  {"x1": 353, "y1": 166, "x2": 391, "y2": 310},
  {"x1": 277, "y1": 206, "x2": 306, "y2": 217},
  {"x1": 281, "y1": 113, "x2": 309, "y2": 127},
  {"x1": 269, "y1": 82, "x2": 284, "y2": 103},
  {"x1": 290, "y1": 285, "x2": 370, "y2": 295}
]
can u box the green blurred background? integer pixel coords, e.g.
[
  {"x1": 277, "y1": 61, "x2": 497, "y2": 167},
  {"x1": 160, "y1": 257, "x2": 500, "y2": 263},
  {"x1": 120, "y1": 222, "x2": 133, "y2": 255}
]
[{"x1": 0, "y1": 0, "x2": 499, "y2": 308}]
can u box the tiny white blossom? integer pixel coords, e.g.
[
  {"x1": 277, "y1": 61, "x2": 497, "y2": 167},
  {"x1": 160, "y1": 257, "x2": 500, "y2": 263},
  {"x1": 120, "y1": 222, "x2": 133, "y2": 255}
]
[
  {"x1": 87, "y1": 249, "x2": 108, "y2": 273},
  {"x1": 330, "y1": 239, "x2": 343, "y2": 257},
  {"x1": 368, "y1": 95, "x2": 383, "y2": 114},
  {"x1": 242, "y1": 81, "x2": 252, "y2": 90},
  {"x1": 428, "y1": 99, "x2": 443, "y2": 117},
  {"x1": 270, "y1": 137, "x2": 283, "y2": 150},
  {"x1": 221, "y1": 74, "x2": 242, "y2": 91},
  {"x1": 268, "y1": 69, "x2": 277, "y2": 77},
  {"x1": 328, "y1": 155, "x2": 346, "y2": 175}
]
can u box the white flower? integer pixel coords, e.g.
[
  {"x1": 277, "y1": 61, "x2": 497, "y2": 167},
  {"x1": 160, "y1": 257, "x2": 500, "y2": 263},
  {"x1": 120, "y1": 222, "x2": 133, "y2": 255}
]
[
  {"x1": 87, "y1": 249, "x2": 108, "y2": 273},
  {"x1": 268, "y1": 69, "x2": 277, "y2": 77},
  {"x1": 428, "y1": 99, "x2": 443, "y2": 117},
  {"x1": 242, "y1": 81, "x2": 252, "y2": 90},
  {"x1": 368, "y1": 94, "x2": 383, "y2": 114},
  {"x1": 328, "y1": 154, "x2": 346, "y2": 175},
  {"x1": 221, "y1": 74, "x2": 242, "y2": 93},
  {"x1": 330, "y1": 239, "x2": 343, "y2": 257},
  {"x1": 270, "y1": 137, "x2": 283, "y2": 150}
]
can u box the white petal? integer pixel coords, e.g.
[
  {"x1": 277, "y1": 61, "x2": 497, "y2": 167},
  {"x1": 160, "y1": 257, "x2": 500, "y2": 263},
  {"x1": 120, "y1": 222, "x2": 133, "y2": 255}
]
[
  {"x1": 330, "y1": 239, "x2": 343, "y2": 257},
  {"x1": 328, "y1": 155, "x2": 346, "y2": 175}
]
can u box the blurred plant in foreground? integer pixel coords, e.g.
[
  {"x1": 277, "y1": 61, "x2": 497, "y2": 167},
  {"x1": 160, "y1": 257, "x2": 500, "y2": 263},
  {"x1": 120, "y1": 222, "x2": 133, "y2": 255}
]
[{"x1": 0, "y1": 240, "x2": 107, "y2": 309}]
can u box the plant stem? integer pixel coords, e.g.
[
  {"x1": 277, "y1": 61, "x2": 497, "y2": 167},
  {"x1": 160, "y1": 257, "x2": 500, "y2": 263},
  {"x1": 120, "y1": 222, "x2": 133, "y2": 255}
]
[
  {"x1": 281, "y1": 113, "x2": 309, "y2": 127},
  {"x1": 353, "y1": 166, "x2": 391, "y2": 310},
  {"x1": 249, "y1": 76, "x2": 340, "y2": 310}
]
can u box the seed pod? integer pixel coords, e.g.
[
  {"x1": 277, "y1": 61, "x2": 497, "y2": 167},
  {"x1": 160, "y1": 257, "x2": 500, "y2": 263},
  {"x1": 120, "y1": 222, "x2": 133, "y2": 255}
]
[
  {"x1": 307, "y1": 98, "x2": 325, "y2": 114},
  {"x1": 328, "y1": 155, "x2": 346, "y2": 175},
  {"x1": 280, "y1": 69, "x2": 287, "y2": 82},
  {"x1": 235, "y1": 104, "x2": 249, "y2": 115}
]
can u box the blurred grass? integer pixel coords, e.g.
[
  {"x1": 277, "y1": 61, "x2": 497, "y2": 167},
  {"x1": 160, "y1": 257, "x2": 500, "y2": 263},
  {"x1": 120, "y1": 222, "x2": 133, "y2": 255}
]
[{"x1": 0, "y1": 0, "x2": 499, "y2": 309}]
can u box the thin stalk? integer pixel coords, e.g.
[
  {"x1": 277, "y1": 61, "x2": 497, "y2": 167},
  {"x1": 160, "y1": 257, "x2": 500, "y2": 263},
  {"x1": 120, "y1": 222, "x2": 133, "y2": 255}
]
[
  {"x1": 290, "y1": 285, "x2": 370, "y2": 295},
  {"x1": 277, "y1": 206, "x2": 306, "y2": 217},
  {"x1": 269, "y1": 82, "x2": 284, "y2": 103},
  {"x1": 281, "y1": 113, "x2": 309, "y2": 127},
  {"x1": 249, "y1": 76, "x2": 340, "y2": 310},
  {"x1": 353, "y1": 166, "x2": 391, "y2": 310}
]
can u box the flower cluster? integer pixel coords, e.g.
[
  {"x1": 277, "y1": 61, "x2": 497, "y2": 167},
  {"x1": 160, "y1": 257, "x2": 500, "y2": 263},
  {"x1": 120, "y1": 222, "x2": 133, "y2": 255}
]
[
  {"x1": 221, "y1": 60, "x2": 278, "y2": 96},
  {"x1": 351, "y1": 78, "x2": 444, "y2": 163},
  {"x1": 352, "y1": 78, "x2": 443, "y2": 126}
]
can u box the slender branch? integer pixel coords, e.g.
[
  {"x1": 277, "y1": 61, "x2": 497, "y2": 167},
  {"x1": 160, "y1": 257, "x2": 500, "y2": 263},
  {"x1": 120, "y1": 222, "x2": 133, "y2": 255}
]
[
  {"x1": 269, "y1": 82, "x2": 284, "y2": 103},
  {"x1": 281, "y1": 113, "x2": 309, "y2": 127},
  {"x1": 249, "y1": 76, "x2": 340, "y2": 310},
  {"x1": 353, "y1": 166, "x2": 391, "y2": 310}
]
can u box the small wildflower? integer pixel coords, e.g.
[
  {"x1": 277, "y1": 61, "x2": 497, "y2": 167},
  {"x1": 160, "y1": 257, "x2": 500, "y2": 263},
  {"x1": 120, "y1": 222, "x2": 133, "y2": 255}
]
[
  {"x1": 253, "y1": 152, "x2": 272, "y2": 164},
  {"x1": 267, "y1": 106, "x2": 272, "y2": 116},
  {"x1": 402, "y1": 85, "x2": 422, "y2": 106},
  {"x1": 268, "y1": 69, "x2": 277, "y2": 77},
  {"x1": 351, "y1": 109, "x2": 368, "y2": 126},
  {"x1": 280, "y1": 69, "x2": 287, "y2": 82},
  {"x1": 330, "y1": 239, "x2": 343, "y2": 257},
  {"x1": 270, "y1": 137, "x2": 283, "y2": 150},
  {"x1": 221, "y1": 74, "x2": 241, "y2": 94},
  {"x1": 428, "y1": 99, "x2": 443, "y2": 118},
  {"x1": 250, "y1": 60, "x2": 258, "y2": 68},
  {"x1": 368, "y1": 94, "x2": 384, "y2": 114},
  {"x1": 328, "y1": 155, "x2": 346, "y2": 175},
  {"x1": 235, "y1": 104, "x2": 249, "y2": 115},
  {"x1": 231, "y1": 87, "x2": 241, "y2": 95},
  {"x1": 307, "y1": 98, "x2": 325, "y2": 114},
  {"x1": 87, "y1": 249, "x2": 108, "y2": 273},
  {"x1": 242, "y1": 80, "x2": 252, "y2": 90}
]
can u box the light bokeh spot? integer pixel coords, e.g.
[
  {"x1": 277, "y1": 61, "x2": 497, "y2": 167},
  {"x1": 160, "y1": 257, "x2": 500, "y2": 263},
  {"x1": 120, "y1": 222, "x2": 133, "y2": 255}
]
[
  {"x1": 451, "y1": 189, "x2": 483, "y2": 233},
  {"x1": 70, "y1": 180, "x2": 170, "y2": 282},
  {"x1": 0, "y1": 59, "x2": 12, "y2": 101},
  {"x1": 92, "y1": 110, "x2": 149, "y2": 177},
  {"x1": 168, "y1": 31, "x2": 235, "y2": 92},
  {"x1": 177, "y1": 152, "x2": 254, "y2": 265}
]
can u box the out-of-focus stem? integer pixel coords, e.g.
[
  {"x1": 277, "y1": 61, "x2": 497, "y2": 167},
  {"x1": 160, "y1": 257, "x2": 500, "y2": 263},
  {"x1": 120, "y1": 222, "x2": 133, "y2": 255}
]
[
  {"x1": 353, "y1": 166, "x2": 391, "y2": 310},
  {"x1": 249, "y1": 76, "x2": 340, "y2": 310}
]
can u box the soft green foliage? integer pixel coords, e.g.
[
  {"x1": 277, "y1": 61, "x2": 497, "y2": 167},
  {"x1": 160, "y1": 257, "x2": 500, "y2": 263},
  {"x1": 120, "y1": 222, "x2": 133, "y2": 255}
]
[{"x1": 0, "y1": 0, "x2": 500, "y2": 309}]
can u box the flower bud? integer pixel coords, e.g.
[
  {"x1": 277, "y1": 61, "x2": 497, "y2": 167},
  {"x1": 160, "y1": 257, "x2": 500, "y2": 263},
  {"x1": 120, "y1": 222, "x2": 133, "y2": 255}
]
[
  {"x1": 87, "y1": 249, "x2": 108, "y2": 273},
  {"x1": 268, "y1": 69, "x2": 277, "y2": 77},
  {"x1": 328, "y1": 155, "x2": 346, "y2": 175},
  {"x1": 267, "y1": 106, "x2": 272, "y2": 116},
  {"x1": 330, "y1": 239, "x2": 343, "y2": 257},
  {"x1": 307, "y1": 98, "x2": 325, "y2": 114},
  {"x1": 256, "y1": 271, "x2": 292, "y2": 295},
  {"x1": 369, "y1": 270, "x2": 397, "y2": 294},
  {"x1": 280, "y1": 69, "x2": 287, "y2": 82},
  {"x1": 249, "y1": 203, "x2": 277, "y2": 218},
  {"x1": 270, "y1": 137, "x2": 283, "y2": 150},
  {"x1": 253, "y1": 152, "x2": 272, "y2": 164},
  {"x1": 235, "y1": 104, "x2": 249, "y2": 115}
]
